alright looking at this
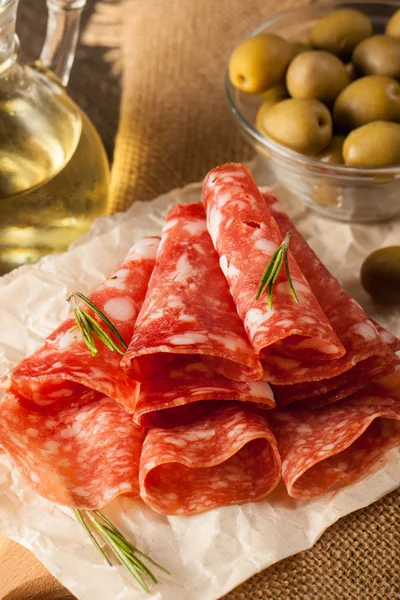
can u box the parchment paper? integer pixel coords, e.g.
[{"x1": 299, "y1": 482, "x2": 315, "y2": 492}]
[{"x1": 1, "y1": 166, "x2": 400, "y2": 600}]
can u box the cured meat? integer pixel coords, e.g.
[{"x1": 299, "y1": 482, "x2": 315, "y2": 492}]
[
  {"x1": 134, "y1": 356, "x2": 274, "y2": 427},
  {"x1": 269, "y1": 365, "x2": 400, "y2": 499},
  {"x1": 0, "y1": 393, "x2": 143, "y2": 508},
  {"x1": 139, "y1": 402, "x2": 281, "y2": 515},
  {"x1": 122, "y1": 203, "x2": 263, "y2": 383},
  {"x1": 202, "y1": 163, "x2": 345, "y2": 385},
  {"x1": 0, "y1": 237, "x2": 160, "y2": 411},
  {"x1": 274, "y1": 343, "x2": 399, "y2": 409},
  {"x1": 263, "y1": 190, "x2": 398, "y2": 405}
]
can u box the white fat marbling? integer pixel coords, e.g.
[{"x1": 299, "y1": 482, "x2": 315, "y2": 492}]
[
  {"x1": 193, "y1": 243, "x2": 206, "y2": 255},
  {"x1": 245, "y1": 308, "x2": 274, "y2": 340},
  {"x1": 207, "y1": 206, "x2": 223, "y2": 246},
  {"x1": 58, "y1": 329, "x2": 80, "y2": 350},
  {"x1": 169, "y1": 253, "x2": 192, "y2": 283},
  {"x1": 104, "y1": 268, "x2": 130, "y2": 290},
  {"x1": 168, "y1": 333, "x2": 209, "y2": 346},
  {"x1": 247, "y1": 381, "x2": 274, "y2": 400},
  {"x1": 254, "y1": 239, "x2": 278, "y2": 254},
  {"x1": 183, "y1": 220, "x2": 207, "y2": 235},
  {"x1": 163, "y1": 218, "x2": 179, "y2": 232},
  {"x1": 103, "y1": 297, "x2": 136, "y2": 322},
  {"x1": 350, "y1": 321, "x2": 379, "y2": 340},
  {"x1": 293, "y1": 338, "x2": 339, "y2": 354},
  {"x1": 179, "y1": 314, "x2": 197, "y2": 323},
  {"x1": 48, "y1": 389, "x2": 74, "y2": 398},
  {"x1": 271, "y1": 355, "x2": 301, "y2": 369}
]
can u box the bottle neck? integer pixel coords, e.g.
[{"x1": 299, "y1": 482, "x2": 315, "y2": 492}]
[
  {"x1": 39, "y1": 0, "x2": 86, "y2": 87},
  {"x1": 0, "y1": 0, "x2": 19, "y2": 71}
]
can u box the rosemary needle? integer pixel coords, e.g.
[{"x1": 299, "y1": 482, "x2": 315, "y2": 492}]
[
  {"x1": 74, "y1": 509, "x2": 169, "y2": 592},
  {"x1": 67, "y1": 292, "x2": 128, "y2": 357},
  {"x1": 255, "y1": 232, "x2": 299, "y2": 309}
]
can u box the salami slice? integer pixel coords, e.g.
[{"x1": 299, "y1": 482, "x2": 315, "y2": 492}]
[
  {"x1": 139, "y1": 402, "x2": 281, "y2": 515},
  {"x1": 1, "y1": 237, "x2": 159, "y2": 411},
  {"x1": 134, "y1": 356, "x2": 274, "y2": 427},
  {"x1": 202, "y1": 164, "x2": 345, "y2": 384},
  {"x1": 0, "y1": 393, "x2": 143, "y2": 508},
  {"x1": 263, "y1": 190, "x2": 398, "y2": 404},
  {"x1": 122, "y1": 203, "x2": 263, "y2": 383},
  {"x1": 269, "y1": 365, "x2": 400, "y2": 499}
]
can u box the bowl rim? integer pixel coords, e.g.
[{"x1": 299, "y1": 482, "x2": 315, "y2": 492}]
[{"x1": 225, "y1": 0, "x2": 400, "y2": 178}]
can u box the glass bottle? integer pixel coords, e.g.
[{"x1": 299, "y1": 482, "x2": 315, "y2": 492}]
[{"x1": 0, "y1": 0, "x2": 110, "y2": 274}]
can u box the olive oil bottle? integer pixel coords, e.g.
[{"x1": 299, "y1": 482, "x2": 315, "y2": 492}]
[{"x1": 0, "y1": 0, "x2": 110, "y2": 274}]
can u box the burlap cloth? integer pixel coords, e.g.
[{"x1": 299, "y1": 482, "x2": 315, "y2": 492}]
[{"x1": 14, "y1": 0, "x2": 400, "y2": 598}]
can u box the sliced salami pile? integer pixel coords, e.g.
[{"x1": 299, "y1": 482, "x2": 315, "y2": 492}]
[{"x1": 1, "y1": 163, "x2": 399, "y2": 518}]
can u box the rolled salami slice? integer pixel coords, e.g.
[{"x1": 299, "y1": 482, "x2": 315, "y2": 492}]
[
  {"x1": 0, "y1": 237, "x2": 159, "y2": 410},
  {"x1": 269, "y1": 365, "x2": 400, "y2": 499},
  {"x1": 0, "y1": 393, "x2": 143, "y2": 508},
  {"x1": 139, "y1": 402, "x2": 281, "y2": 515},
  {"x1": 203, "y1": 164, "x2": 345, "y2": 384},
  {"x1": 134, "y1": 356, "x2": 274, "y2": 427},
  {"x1": 122, "y1": 203, "x2": 263, "y2": 383},
  {"x1": 263, "y1": 190, "x2": 397, "y2": 403}
]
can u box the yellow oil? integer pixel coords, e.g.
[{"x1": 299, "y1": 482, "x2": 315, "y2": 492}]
[{"x1": 0, "y1": 68, "x2": 110, "y2": 274}]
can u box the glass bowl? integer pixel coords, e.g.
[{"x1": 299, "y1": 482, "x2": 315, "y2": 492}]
[{"x1": 225, "y1": 0, "x2": 400, "y2": 223}]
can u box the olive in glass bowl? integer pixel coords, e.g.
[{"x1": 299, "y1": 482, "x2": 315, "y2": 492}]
[{"x1": 225, "y1": 1, "x2": 400, "y2": 223}]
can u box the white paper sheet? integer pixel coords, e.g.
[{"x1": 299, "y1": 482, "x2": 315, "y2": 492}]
[{"x1": 1, "y1": 167, "x2": 399, "y2": 600}]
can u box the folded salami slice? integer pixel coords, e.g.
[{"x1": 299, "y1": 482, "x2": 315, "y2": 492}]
[
  {"x1": 134, "y1": 356, "x2": 274, "y2": 427},
  {"x1": 263, "y1": 190, "x2": 397, "y2": 404},
  {"x1": 139, "y1": 402, "x2": 281, "y2": 515},
  {"x1": 1, "y1": 237, "x2": 159, "y2": 410},
  {"x1": 122, "y1": 203, "x2": 263, "y2": 383},
  {"x1": 203, "y1": 164, "x2": 345, "y2": 384},
  {"x1": 0, "y1": 393, "x2": 143, "y2": 508},
  {"x1": 269, "y1": 365, "x2": 400, "y2": 499}
]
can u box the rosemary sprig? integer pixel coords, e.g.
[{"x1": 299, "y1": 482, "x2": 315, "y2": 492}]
[
  {"x1": 74, "y1": 509, "x2": 169, "y2": 593},
  {"x1": 255, "y1": 232, "x2": 299, "y2": 310},
  {"x1": 68, "y1": 292, "x2": 128, "y2": 357}
]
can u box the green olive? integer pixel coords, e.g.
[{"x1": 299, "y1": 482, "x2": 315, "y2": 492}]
[
  {"x1": 259, "y1": 83, "x2": 288, "y2": 103},
  {"x1": 309, "y1": 8, "x2": 373, "y2": 61},
  {"x1": 262, "y1": 98, "x2": 332, "y2": 155},
  {"x1": 386, "y1": 9, "x2": 400, "y2": 39},
  {"x1": 333, "y1": 76, "x2": 400, "y2": 132},
  {"x1": 229, "y1": 34, "x2": 293, "y2": 93},
  {"x1": 314, "y1": 135, "x2": 345, "y2": 164},
  {"x1": 286, "y1": 50, "x2": 349, "y2": 104},
  {"x1": 361, "y1": 246, "x2": 400, "y2": 304},
  {"x1": 292, "y1": 41, "x2": 311, "y2": 57},
  {"x1": 256, "y1": 85, "x2": 288, "y2": 133},
  {"x1": 343, "y1": 121, "x2": 400, "y2": 167},
  {"x1": 352, "y1": 35, "x2": 400, "y2": 78},
  {"x1": 345, "y1": 62, "x2": 357, "y2": 82}
]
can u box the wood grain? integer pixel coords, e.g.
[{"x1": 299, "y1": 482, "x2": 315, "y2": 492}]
[{"x1": 0, "y1": 535, "x2": 74, "y2": 600}]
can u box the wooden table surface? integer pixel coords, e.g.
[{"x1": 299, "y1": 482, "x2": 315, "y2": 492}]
[{"x1": 0, "y1": 536, "x2": 73, "y2": 599}]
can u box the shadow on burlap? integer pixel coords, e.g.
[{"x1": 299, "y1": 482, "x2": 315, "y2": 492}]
[{"x1": 16, "y1": 1, "x2": 400, "y2": 599}]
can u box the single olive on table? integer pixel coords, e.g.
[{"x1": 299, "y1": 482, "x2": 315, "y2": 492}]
[
  {"x1": 361, "y1": 246, "x2": 400, "y2": 304},
  {"x1": 228, "y1": 6, "x2": 400, "y2": 168}
]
